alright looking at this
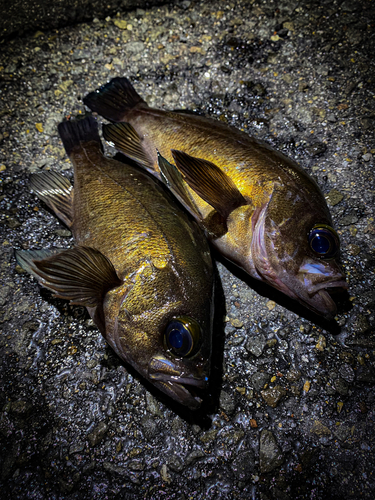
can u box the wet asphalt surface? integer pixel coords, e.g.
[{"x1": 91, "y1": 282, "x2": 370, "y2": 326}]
[{"x1": 0, "y1": 0, "x2": 375, "y2": 498}]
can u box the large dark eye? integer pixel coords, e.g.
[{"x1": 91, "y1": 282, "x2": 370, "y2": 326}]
[
  {"x1": 308, "y1": 224, "x2": 339, "y2": 259},
  {"x1": 165, "y1": 316, "x2": 201, "y2": 357}
]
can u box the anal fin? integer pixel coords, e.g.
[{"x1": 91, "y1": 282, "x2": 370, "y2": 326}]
[{"x1": 103, "y1": 122, "x2": 153, "y2": 170}]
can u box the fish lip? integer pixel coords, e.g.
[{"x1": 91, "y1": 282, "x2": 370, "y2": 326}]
[
  {"x1": 150, "y1": 372, "x2": 209, "y2": 391},
  {"x1": 169, "y1": 375, "x2": 208, "y2": 389},
  {"x1": 148, "y1": 355, "x2": 209, "y2": 388},
  {"x1": 314, "y1": 289, "x2": 338, "y2": 317},
  {"x1": 153, "y1": 378, "x2": 207, "y2": 410},
  {"x1": 298, "y1": 285, "x2": 346, "y2": 319},
  {"x1": 148, "y1": 355, "x2": 209, "y2": 408},
  {"x1": 308, "y1": 279, "x2": 348, "y2": 296}
]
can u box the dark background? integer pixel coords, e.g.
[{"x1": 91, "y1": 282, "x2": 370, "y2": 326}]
[{"x1": 0, "y1": 0, "x2": 167, "y2": 41}]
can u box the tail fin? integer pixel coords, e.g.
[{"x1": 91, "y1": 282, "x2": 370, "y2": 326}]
[
  {"x1": 58, "y1": 116, "x2": 102, "y2": 157},
  {"x1": 83, "y1": 77, "x2": 146, "y2": 122}
]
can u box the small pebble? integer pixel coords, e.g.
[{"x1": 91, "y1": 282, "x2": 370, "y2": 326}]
[{"x1": 315, "y1": 335, "x2": 326, "y2": 352}]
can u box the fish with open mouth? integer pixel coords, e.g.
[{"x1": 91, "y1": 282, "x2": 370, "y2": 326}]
[
  {"x1": 15, "y1": 116, "x2": 214, "y2": 409},
  {"x1": 83, "y1": 77, "x2": 347, "y2": 319}
]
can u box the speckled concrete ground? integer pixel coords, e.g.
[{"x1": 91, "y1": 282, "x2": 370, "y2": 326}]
[{"x1": 1, "y1": 1, "x2": 374, "y2": 499}]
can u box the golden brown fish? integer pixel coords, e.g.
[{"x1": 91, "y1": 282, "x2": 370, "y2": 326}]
[
  {"x1": 15, "y1": 116, "x2": 214, "y2": 409},
  {"x1": 83, "y1": 77, "x2": 347, "y2": 319}
]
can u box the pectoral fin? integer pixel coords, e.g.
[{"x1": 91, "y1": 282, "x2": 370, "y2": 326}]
[
  {"x1": 158, "y1": 153, "x2": 228, "y2": 239},
  {"x1": 103, "y1": 122, "x2": 153, "y2": 170},
  {"x1": 157, "y1": 153, "x2": 202, "y2": 217},
  {"x1": 30, "y1": 171, "x2": 74, "y2": 228},
  {"x1": 15, "y1": 246, "x2": 122, "y2": 307},
  {"x1": 171, "y1": 150, "x2": 247, "y2": 219}
]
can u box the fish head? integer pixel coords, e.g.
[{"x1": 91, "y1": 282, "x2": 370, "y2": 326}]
[
  {"x1": 251, "y1": 185, "x2": 347, "y2": 319},
  {"x1": 103, "y1": 266, "x2": 214, "y2": 409}
]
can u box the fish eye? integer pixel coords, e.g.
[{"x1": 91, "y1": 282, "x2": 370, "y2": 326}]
[
  {"x1": 308, "y1": 224, "x2": 339, "y2": 259},
  {"x1": 164, "y1": 316, "x2": 201, "y2": 358}
]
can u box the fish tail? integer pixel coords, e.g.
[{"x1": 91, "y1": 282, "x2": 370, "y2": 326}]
[
  {"x1": 58, "y1": 116, "x2": 102, "y2": 157},
  {"x1": 83, "y1": 77, "x2": 147, "y2": 122}
]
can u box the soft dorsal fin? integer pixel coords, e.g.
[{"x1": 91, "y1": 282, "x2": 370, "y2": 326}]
[
  {"x1": 30, "y1": 171, "x2": 74, "y2": 228},
  {"x1": 171, "y1": 150, "x2": 248, "y2": 219},
  {"x1": 15, "y1": 246, "x2": 122, "y2": 307},
  {"x1": 103, "y1": 122, "x2": 153, "y2": 169}
]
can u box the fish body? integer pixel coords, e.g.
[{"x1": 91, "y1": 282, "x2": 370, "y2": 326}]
[
  {"x1": 84, "y1": 78, "x2": 347, "y2": 319},
  {"x1": 16, "y1": 116, "x2": 214, "y2": 409}
]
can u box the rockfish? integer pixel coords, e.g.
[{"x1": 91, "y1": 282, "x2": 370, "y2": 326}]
[{"x1": 16, "y1": 116, "x2": 214, "y2": 409}]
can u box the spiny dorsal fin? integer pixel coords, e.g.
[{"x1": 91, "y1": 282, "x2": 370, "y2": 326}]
[
  {"x1": 103, "y1": 122, "x2": 153, "y2": 169},
  {"x1": 30, "y1": 171, "x2": 74, "y2": 228},
  {"x1": 15, "y1": 246, "x2": 122, "y2": 307},
  {"x1": 83, "y1": 77, "x2": 147, "y2": 122},
  {"x1": 171, "y1": 150, "x2": 248, "y2": 220}
]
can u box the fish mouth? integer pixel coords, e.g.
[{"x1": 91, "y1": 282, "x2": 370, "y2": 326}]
[
  {"x1": 153, "y1": 377, "x2": 207, "y2": 410},
  {"x1": 148, "y1": 355, "x2": 208, "y2": 409},
  {"x1": 257, "y1": 260, "x2": 348, "y2": 318},
  {"x1": 292, "y1": 277, "x2": 348, "y2": 319},
  {"x1": 258, "y1": 263, "x2": 348, "y2": 319},
  {"x1": 308, "y1": 279, "x2": 348, "y2": 295}
]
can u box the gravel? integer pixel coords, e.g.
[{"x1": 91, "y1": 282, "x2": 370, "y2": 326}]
[{"x1": 1, "y1": 0, "x2": 375, "y2": 499}]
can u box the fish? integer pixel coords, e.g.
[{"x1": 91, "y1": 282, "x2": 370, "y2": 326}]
[
  {"x1": 83, "y1": 77, "x2": 347, "y2": 320},
  {"x1": 15, "y1": 115, "x2": 215, "y2": 409}
]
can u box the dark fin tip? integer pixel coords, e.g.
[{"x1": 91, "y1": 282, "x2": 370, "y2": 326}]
[
  {"x1": 83, "y1": 77, "x2": 146, "y2": 122},
  {"x1": 58, "y1": 116, "x2": 101, "y2": 157},
  {"x1": 15, "y1": 248, "x2": 65, "y2": 277}
]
